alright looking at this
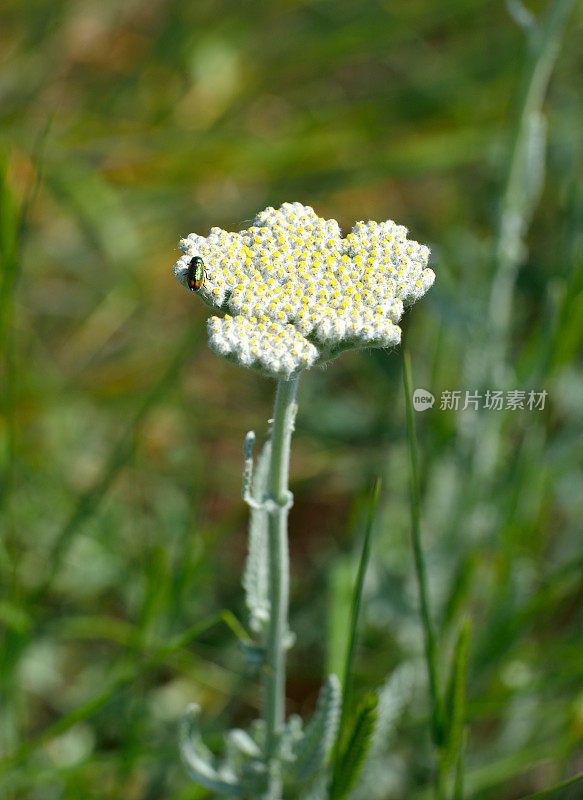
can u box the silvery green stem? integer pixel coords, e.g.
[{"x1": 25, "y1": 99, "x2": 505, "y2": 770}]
[
  {"x1": 475, "y1": 0, "x2": 574, "y2": 478},
  {"x1": 488, "y1": 0, "x2": 574, "y2": 367},
  {"x1": 263, "y1": 374, "x2": 299, "y2": 800}
]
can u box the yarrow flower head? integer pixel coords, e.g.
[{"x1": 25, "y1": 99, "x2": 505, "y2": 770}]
[{"x1": 173, "y1": 202, "x2": 435, "y2": 378}]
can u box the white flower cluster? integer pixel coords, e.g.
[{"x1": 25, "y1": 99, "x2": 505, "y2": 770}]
[{"x1": 173, "y1": 202, "x2": 435, "y2": 377}]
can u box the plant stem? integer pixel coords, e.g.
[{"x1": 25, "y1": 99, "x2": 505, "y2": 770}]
[
  {"x1": 263, "y1": 374, "x2": 300, "y2": 800},
  {"x1": 489, "y1": 0, "x2": 574, "y2": 362},
  {"x1": 475, "y1": 0, "x2": 575, "y2": 479}
]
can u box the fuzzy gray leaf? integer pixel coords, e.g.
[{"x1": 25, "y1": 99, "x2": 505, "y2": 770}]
[
  {"x1": 289, "y1": 674, "x2": 341, "y2": 784},
  {"x1": 180, "y1": 705, "x2": 268, "y2": 797},
  {"x1": 348, "y1": 664, "x2": 415, "y2": 800},
  {"x1": 371, "y1": 663, "x2": 414, "y2": 752},
  {"x1": 243, "y1": 438, "x2": 272, "y2": 633},
  {"x1": 330, "y1": 692, "x2": 378, "y2": 800},
  {"x1": 179, "y1": 704, "x2": 245, "y2": 796}
]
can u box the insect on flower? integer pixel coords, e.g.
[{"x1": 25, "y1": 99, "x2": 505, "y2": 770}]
[
  {"x1": 187, "y1": 256, "x2": 205, "y2": 292},
  {"x1": 173, "y1": 202, "x2": 435, "y2": 377}
]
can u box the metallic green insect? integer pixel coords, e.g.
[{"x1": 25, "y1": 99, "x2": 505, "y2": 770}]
[{"x1": 187, "y1": 256, "x2": 205, "y2": 292}]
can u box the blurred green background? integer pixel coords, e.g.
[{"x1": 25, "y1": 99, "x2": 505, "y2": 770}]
[{"x1": 1, "y1": 0, "x2": 582, "y2": 798}]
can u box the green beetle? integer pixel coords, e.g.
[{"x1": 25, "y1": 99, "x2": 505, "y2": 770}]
[{"x1": 187, "y1": 256, "x2": 205, "y2": 292}]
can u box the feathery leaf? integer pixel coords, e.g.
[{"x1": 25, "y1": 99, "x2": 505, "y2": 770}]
[
  {"x1": 289, "y1": 674, "x2": 342, "y2": 784},
  {"x1": 330, "y1": 692, "x2": 378, "y2": 800}
]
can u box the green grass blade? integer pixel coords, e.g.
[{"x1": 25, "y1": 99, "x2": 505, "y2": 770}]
[
  {"x1": 340, "y1": 480, "x2": 381, "y2": 720},
  {"x1": 329, "y1": 478, "x2": 380, "y2": 793},
  {"x1": 516, "y1": 772, "x2": 583, "y2": 800},
  {"x1": 402, "y1": 348, "x2": 444, "y2": 745},
  {"x1": 453, "y1": 727, "x2": 468, "y2": 800},
  {"x1": 0, "y1": 151, "x2": 20, "y2": 525},
  {"x1": 327, "y1": 556, "x2": 358, "y2": 679},
  {"x1": 0, "y1": 151, "x2": 18, "y2": 331},
  {"x1": 442, "y1": 618, "x2": 471, "y2": 775}
]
